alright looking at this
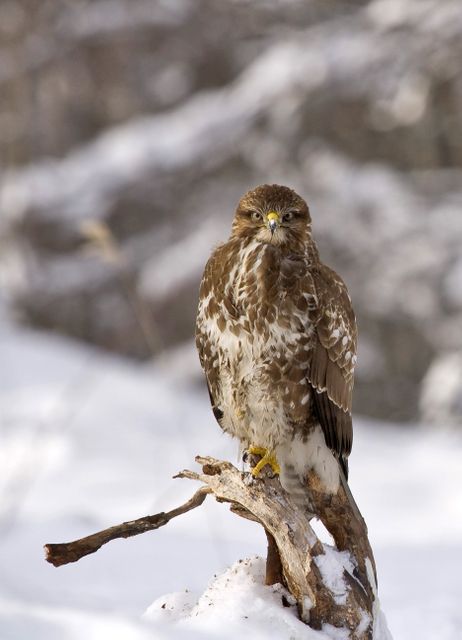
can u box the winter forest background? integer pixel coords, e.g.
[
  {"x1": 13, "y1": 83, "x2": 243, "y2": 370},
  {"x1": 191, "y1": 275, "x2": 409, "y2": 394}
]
[{"x1": 0, "y1": 1, "x2": 461, "y2": 639}]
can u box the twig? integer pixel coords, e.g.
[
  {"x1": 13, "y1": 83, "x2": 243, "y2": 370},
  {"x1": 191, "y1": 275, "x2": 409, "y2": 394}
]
[{"x1": 44, "y1": 486, "x2": 211, "y2": 567}]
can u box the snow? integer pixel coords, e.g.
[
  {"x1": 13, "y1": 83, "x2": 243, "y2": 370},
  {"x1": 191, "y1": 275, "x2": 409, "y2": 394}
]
[
  {"x1": 314, "y1": 548, "x2": 354, "y2": 606},
  {"x1": 1, "y1": 312, "x2": 462, "y2": 639},
  {"x1": 420, "y1": 352, "x2": 462, "y2": 426},
  {"x1": 145, "y1": 556, "x2": 324, "y2": 640}
]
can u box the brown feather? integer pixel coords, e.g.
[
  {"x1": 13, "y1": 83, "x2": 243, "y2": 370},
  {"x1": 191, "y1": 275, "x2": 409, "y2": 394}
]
[{"x1": 307, "y1": 263, "x2": 357, "y2": 470}]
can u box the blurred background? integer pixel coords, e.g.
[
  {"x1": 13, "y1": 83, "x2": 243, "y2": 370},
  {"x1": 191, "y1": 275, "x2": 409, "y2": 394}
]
[
  {"x1": 0, "y1": 1, "x2": 462, "y2": 639},
  {"x1": 1, "y1": 0, "x2": 462, "y2": 424}
]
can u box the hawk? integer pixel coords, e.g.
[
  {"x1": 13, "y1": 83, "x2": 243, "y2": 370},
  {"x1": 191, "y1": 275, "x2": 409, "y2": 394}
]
[{"x1": 195, "y1": 184, "x2": 357, "y2": 502}]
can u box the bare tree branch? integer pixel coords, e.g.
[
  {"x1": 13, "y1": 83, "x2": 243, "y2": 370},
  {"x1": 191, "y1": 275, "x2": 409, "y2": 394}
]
[
  {"x1": 44, "y1": 486, "x2": 211, "y2": 567},
  {"x1": 176, "y1": 456, "x2": 318, "y2": 622},
  {"x1": 176, "y1": 456, "x2": 375, "y2": 637},
  {"x1": 44, "y1": 455, "x2": 377, "y2": 639}
]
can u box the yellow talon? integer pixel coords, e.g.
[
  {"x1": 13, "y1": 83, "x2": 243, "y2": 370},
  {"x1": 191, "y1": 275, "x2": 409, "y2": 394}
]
[{"x1": 247, "y1": 445, "x2": 281, "y2": 477}]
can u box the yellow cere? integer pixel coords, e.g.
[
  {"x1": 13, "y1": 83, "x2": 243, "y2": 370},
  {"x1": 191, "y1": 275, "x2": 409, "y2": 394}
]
[{"x1": 266, "y1": 211, "x2": 280, "y2": 223}]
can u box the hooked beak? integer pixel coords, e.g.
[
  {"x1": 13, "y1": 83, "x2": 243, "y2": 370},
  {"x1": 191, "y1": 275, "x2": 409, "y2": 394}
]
[{"x1": 266, "y1": 211, "x2": 280, "y2": 236}]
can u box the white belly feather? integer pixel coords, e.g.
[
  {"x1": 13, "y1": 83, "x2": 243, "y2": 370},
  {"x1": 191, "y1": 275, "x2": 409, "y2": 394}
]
[{"x1": 278, "y1": 428, "x2": 340, "y2": 497}]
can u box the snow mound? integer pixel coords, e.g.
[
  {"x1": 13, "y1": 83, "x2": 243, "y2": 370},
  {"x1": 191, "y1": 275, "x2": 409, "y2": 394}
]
[
  {"x1": 144, "y1": 555, "x2": 392, "y2": 640},
  {"x1": 145, "y1": 556, "x2": 322, "y2": 639}
]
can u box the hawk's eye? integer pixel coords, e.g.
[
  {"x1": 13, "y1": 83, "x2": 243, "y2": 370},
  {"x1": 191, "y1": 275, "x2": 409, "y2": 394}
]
[
  {"x1": 282, "y1": 211, "x2": 293, "y2": 223},
  {"x1": 251, "y1": 211, "x2": 262, "y2": 222}
]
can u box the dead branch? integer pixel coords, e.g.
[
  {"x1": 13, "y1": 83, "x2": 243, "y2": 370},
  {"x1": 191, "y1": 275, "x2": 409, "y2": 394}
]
[
  {"x1": 44, "y1": 456, "x2": 377, "y2": 639},
  {"x1": 178, "y1": 456, "x2": 375, "y2": 637},
  {"x1": 44, "y1": 486, "x2": 211, "y2": 567},
  {"x1": 177, "y1": 457, "x2": 318, "y2": 623},
  {"x1": 308, "y1": 469, "x2": 377, "y2": 603}
]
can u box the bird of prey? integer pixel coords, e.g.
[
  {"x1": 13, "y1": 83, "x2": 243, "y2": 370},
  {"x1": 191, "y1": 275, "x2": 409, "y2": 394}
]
[{"x1": 195, "y1": 184, "x2": 357, "y2": 502}]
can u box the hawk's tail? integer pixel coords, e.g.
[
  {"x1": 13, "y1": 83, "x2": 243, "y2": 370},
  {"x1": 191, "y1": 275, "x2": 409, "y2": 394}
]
[
  {"x1": 339, "y1": 454, "x2": 349, "y2": 481},
  {"x1": 338, "y1": 463, "x2": 365, "y2": 529}
]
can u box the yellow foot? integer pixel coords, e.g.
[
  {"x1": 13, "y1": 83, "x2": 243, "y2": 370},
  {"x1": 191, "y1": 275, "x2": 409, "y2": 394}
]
[{"x1": 247, "y1": 445, "x2": 281, "y2": 477}]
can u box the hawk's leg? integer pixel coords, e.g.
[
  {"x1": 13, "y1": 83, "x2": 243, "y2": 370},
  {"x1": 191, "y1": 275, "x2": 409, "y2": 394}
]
[{"x1": 247, "y1": 445, "x2": 281, "y2": 477}]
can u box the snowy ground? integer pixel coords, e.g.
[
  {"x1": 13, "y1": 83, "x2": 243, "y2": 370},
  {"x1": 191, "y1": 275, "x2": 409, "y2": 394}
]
[{"x1": 1, "y1": 313, "x2": 462, "y2": 639}]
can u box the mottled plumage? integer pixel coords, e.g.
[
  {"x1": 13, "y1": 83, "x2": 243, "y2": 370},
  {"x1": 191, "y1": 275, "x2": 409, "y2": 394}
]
[{"x1": 196, "y1": 184, "x2": 357, "y2": 499}]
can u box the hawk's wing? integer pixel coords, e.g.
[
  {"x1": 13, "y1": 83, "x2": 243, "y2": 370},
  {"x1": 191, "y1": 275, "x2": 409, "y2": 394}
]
[
  {"x1": 195, "y1": 249, "x2": 226, "y2": 428},
  {"x1": 308, "y1": 264, "x2": 357, "y2": 478}
]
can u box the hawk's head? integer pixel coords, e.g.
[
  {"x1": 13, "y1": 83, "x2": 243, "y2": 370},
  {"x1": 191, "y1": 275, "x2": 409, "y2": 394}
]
[{"x1": 232, "y1": 184, "x2": 311, "y2": 246}]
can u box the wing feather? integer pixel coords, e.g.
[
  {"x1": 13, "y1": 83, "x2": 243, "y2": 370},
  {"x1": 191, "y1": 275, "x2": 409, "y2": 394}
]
[
  {"x1": 196, "y1": 251, "x2": 226, "y2": 429},
  {"x1": 308, "y1": 264, "x2": 357, "y2": 477}
]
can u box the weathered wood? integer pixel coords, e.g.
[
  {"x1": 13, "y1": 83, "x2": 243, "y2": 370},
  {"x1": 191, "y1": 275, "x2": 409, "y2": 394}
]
[
  {"x1": 264, "y1": 529, "x2": 284, "y2": 586},
  {"x1": 178, "y1": 456, "x2": 375, "y2": 637},
  {"x1": 44, "y1": 455, "x2": 377, "y2": 639},
  {"x1": 308, "y1": 469, "x2": 377, "y2": 603},
  {"x1": 178, "y1": 457, "x2": 318, "y2": 622},
  {"x1": 44, "y1": 487, "x2": 211, "y2": 567}
]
